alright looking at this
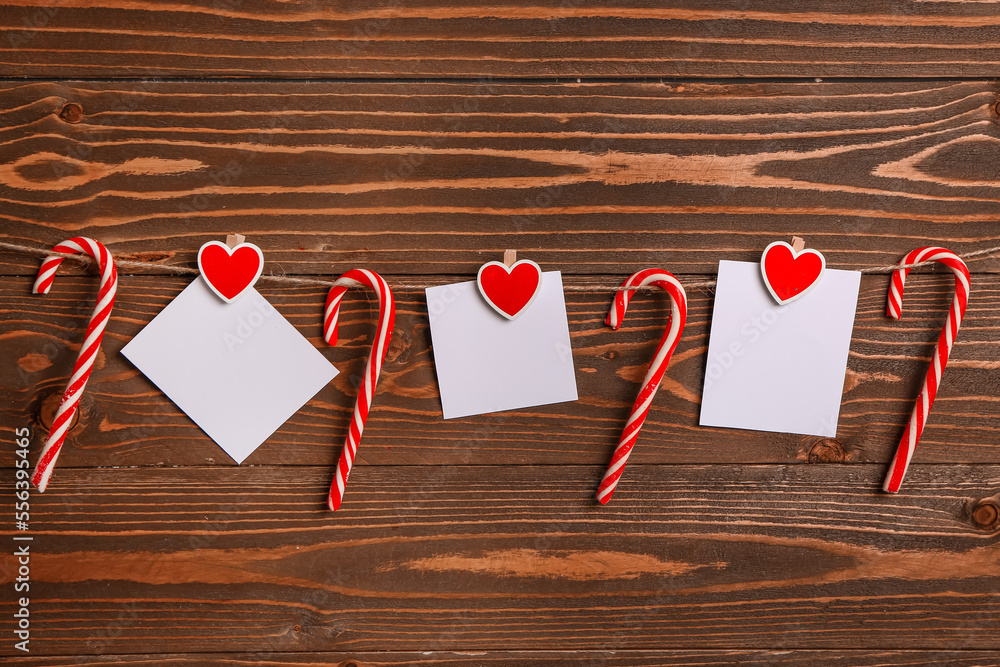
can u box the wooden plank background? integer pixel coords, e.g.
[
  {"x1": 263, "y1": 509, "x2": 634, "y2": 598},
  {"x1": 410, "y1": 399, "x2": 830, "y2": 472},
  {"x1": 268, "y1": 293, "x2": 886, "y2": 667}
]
[
  {"x1": 3, "y1": 1, "x2": 1000, "y2": 79},
  {"x1": 1, "y1": 2, "x2": 999, "y2": 666}
]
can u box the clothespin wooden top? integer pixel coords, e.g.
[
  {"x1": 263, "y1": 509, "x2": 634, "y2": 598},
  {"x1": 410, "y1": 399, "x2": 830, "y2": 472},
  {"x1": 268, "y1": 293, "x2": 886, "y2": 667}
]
[
  {"x1": 791, "y1": 236, "x2": 805, "y2": 252},
  {"x1": 503, "y1": 249, "x2": 517, "y2": 267},
  {"x1": 226, "y1": 234, "x2": 246, "y2": 249}
]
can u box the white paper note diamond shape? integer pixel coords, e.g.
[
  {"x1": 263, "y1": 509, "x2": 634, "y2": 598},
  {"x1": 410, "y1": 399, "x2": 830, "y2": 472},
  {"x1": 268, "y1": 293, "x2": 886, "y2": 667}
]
[{"x1": 122, "y1": 279, "x2": 339, "y2": 463}]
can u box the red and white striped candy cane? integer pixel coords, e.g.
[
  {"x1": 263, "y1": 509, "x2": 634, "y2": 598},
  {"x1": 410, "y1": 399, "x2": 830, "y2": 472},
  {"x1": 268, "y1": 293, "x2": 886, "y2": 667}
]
[
  {"x1": 323, "y1": 269, "x2": 395, "y2": 511},
  {"x1": 31, "y1": 237, "x2": 118, "y2": 492},
  {"x1": 597, "y1": 269, "x2": 687, "y2": 504},
  {"x1": 883, "y1": 247, "x2": 970, "y2": 493}
]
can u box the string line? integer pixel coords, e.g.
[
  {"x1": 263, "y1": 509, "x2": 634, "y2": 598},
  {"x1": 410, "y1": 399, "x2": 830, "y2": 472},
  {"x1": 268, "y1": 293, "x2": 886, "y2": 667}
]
[{"x1": 2, "y1": 240, "x2": 999, "y2": 293}]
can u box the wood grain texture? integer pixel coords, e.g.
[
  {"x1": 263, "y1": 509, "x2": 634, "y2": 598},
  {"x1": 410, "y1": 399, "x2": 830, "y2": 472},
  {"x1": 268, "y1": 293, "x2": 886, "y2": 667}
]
[
  {"x1": 4, "y1": 1, "x2": 1000, "y2": 79},
  {"x1": 2, "y1": 273, "x2": 999, "y2": 470},
  {"x1": 0, "y1": 464, "x2": 998, "y2": 656},
  {"x1": 2, "y1": 80, "x2": 1000, "y2": 277},
  {"x1": 11, "y1": 649, "x2": 1000, "y2": 666},
  {"x1": 4, "y1": 12, "x2": 1000, "y2": 661}
]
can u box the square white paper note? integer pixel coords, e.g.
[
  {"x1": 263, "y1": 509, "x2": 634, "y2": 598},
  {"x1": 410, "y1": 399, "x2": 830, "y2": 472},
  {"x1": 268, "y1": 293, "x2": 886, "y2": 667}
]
[
  {"x1": 426, "y1": 271, "x2": 578, "y2": 419},
  {"x1": 122, "y1": 279, "x2": 338, "y2": 463},
  {"x1": 699, "y1": 260, "x2": 861, "y2": 438}
]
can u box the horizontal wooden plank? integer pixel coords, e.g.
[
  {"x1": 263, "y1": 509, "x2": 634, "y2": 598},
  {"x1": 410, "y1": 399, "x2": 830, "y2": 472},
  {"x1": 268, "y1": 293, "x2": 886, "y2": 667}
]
[
  {"x1": 3, "y1": 2, "x2": 1000, "y2": 79},
  {"x1": 2, "y1": 80, "x2": 1000, "y2": 276},
  {"x1": 2, "y1": 274, "x2": 999, "y2": 469},
  {"x1": 1, "y1": 464, "x2": 997, "y2": 655},
  {"x1": 12, "y1": 649, "x2": 1000, "y2": 666}
]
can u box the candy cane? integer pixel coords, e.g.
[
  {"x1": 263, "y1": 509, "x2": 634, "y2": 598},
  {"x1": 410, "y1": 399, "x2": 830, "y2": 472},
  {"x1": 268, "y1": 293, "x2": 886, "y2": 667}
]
[
  {"x1": 883, "y1": 247, "x2": 970, "y2": 493},
  {"x1": 323, "y1": 269, "x2": 395, "y2": 511},
  {"x1": 31, "y1": 237, "x2": 118, "y2": 492},
  {"x1": 597, "y1": 269, "x2": 687, "y2": 504}
]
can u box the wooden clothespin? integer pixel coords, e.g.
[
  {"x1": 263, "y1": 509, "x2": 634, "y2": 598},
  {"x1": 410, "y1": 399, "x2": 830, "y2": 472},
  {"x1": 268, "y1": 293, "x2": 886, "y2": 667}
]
[
  {"x1": 503, "y1": 249, "x2": 517, "y2": 267},
  {"x1": 226, "y1": 233, "x2": 246, "y2": 249},
  {"x1": 790, "y1": 236, "x2": 805, "y2": 253}
]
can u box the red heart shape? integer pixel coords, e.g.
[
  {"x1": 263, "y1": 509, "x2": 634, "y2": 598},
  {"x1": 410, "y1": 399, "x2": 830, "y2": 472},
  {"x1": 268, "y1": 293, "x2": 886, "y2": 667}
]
[
  {"x1": 197, "y1": 241, "x2": 264, "y2": 302},
  {"x1": 760, "y1": 241, "x2": 826, "y2": 304},
  {"x1": 477, "y1": 260, "x2": 543, "y2": 319}
]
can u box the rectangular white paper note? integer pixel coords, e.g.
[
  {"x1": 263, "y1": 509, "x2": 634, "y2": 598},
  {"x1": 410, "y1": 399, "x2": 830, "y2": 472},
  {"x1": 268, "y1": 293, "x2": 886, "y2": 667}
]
[
  {"x1": 699, "y1": 260, "x2": 861, "y2": 438},
  {"x1": 426, "y1": 271, "x2": 578, "y2": 419},
  {"x1": 122, "y1": 279, "x2": 338, "y2": 463}
]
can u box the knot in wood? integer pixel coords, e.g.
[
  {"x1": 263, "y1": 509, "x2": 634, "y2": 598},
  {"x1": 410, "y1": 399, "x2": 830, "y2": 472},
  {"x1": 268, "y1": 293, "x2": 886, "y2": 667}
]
[
  {"x1": 38, "y1": 392, "x2": 80, "y2": 432},
  {"x1": 59, "y1": 103, "x2": 84, "y2": 123},
  {"x1": 971, "y1": 500, "x2": 999, "y2": 530},
  {"x1": 385, "y1": 328, "x2": 410, "y2": 364},
  {"x1": 806, "y1": 437, "x2": 847, "y2": 463}
]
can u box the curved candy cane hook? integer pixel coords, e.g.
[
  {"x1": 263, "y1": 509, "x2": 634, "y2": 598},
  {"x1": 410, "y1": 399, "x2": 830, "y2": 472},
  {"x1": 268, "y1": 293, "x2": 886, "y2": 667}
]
[
  {"x1": 597, "y1": 269, "x2": 687, "y2": 504},
  {"x1": 31, "y1": 237, "x2": 118, "y2": 492},
  {"x1": 323, "y1": 269, "x2": 396, "y2": 511},
  {"x1": 883, "y1": 247, "x2": 970, "y2": 493}
]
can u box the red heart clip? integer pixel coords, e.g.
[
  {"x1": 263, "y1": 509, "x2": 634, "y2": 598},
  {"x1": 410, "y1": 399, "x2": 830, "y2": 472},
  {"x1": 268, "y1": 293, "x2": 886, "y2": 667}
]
[
  {"x1": 476, "y1": 259, "x2": 543, "y2": 319},
  {"x1": 197, "y1": 240, "x2": 264, "y2": 303},
  {"x1": 760, "y1": 241, "x2": 826, "y2": 305}
]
